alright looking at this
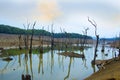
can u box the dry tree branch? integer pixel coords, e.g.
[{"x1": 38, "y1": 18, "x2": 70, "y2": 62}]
[
  {"x1": 88, "y1": 17, "x2": 97, "y2": 36},
  {"x1": 88, "y1": 17, "x2": 99, "y2": 65}
]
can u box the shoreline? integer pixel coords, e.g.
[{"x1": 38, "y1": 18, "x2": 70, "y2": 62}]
[{"x1": 85, "y1": 57, "x2": 120, "y2": 80}]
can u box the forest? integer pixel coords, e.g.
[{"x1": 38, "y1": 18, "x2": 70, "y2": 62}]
[{"x1": 0, "y1": 24, "x2": 92, "y2": 39}]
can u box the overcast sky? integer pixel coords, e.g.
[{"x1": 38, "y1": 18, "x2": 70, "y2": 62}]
[{"x1": 0, "y1": 0, "x2": 120, "y2": 38}]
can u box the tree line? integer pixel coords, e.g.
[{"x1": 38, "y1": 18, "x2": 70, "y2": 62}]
[{"x1": 0, "y1": 24, "x2": 92, "y2": 39}]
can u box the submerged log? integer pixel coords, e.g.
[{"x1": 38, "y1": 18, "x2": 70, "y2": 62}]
[
  {"x1": 91, "y1": 59, "x2": 114, "y2": 69},
  {"x1": 58, "y1": 52, "x2": 85, "y2": 58},
  {"x1": 2, "y1": 57, "x2": 13, "y2": 61}
]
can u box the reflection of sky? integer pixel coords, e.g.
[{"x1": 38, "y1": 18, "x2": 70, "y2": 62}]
[{"x1": 0, "y1": 0, "x2": 120, "y2": 38}]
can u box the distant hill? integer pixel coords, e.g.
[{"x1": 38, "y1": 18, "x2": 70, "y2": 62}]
[
  {"x1": 0, "y1": 24, "x2": 51, "y2": 36},
  {"x1": 0, "y1": 24, "x2": 92, "y2": 39},
  {"x1": 0, "y1": 24, "x2": 25, "y2": 34},
  {"x1": 100, "y1": 38, "x2": 120, "y2": 41}
]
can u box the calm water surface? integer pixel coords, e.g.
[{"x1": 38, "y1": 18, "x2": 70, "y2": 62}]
[{"x1": 0, "y1": 46, "x2": 116, "y2": 80}]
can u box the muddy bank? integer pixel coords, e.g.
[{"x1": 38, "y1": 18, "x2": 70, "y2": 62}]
[
  {"x1": 85, "y1": 57, "x2": 120, "y2": 80},
  {"x1": 58, "y1": 52, "x2": 85, "y2": 58}
]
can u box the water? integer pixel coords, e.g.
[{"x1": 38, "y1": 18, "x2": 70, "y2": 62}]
[{"x1": 0, "y1": 46, "x2": 117, "y2": 80}]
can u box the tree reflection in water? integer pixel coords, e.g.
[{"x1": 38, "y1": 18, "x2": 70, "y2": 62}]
[
  {"x1": 82, "y1": 57, "x2": 87, "y2": 69},
  {"x1": 51, "y1": 50, "x2": 54, "y2": 74},
  {"x1": 24, "y1": 52, "x2": 28, "y2": 75},
  {"x1": 22, "y1": 50, "x2": 32, "y2": 80},
  {"x1": 58, "y1": 52, "x2": 65, "y2": 72},
  {"x1": 38, "y1": 51, "x2": 44, "y2": 75},
  {"x1": 64, "y1": 57, "x2": 72, "y2": 80},
  {"x1": 81, "y1": 51, "x2": 88, "y2": 69},
  {"x1": 18, "y1": 53, "x2": 21, "y2": 67},
  {"x1": 101, "y1": 51, "x2": 105, "y2": 60},
  {"x1": 1, "y1": 60, "x2": 10, "y2": 73},
  {"x1": 29, "y1": 54, "x2": 33, "y2": 80},
  {"x1": 91, "y1": 63, "x2": 96, "y2": 73}
]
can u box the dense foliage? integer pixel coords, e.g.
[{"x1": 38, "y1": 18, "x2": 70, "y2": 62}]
[
  {"x1": 0, "y1": 24, "x2": 92, "y2": 39},
  {"x1": 54, "y1": 33, "x2": 92, "y2": 39},
  {"x1": 0, "y1": 24, "x2": 51, "y2": 36},
  {"x1": 0, "y1": 24, "x2": 25, "y2": 34}
]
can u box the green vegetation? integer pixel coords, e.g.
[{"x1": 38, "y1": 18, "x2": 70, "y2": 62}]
[
  {"x1": 54, "y1": 33, "x2": 92, "y2": 39},
  {"x1": 0, "y1": 24, "x2": 92, "y2": 39},
  {"x1": 0, "y1": 47, "x2": 51, "y2": 57},
  {"x1": 0, "y1": 49, "x2": 26, "y2": 57},
  {"x1": 0, "y1": 24, "x2": 25, "y2": 34},
  {"x1": 0, "y1": 24, "x2": 50, "y2": 36}
]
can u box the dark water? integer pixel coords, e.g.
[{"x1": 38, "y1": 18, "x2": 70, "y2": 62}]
[{"x1": 0, "y1": 46, "x2": 117, "y2": 80}]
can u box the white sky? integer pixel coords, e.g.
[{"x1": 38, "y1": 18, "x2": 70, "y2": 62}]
[{"x1": 0, "y1": 0, "x2": 120, "y2": 38}]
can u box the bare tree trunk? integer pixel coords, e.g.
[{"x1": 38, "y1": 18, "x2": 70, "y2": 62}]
[
  {"x1": 29, "y1": 21, "x2": 36, "y2": 54},
  {"x1": 23, "y1": 23, "x2": 30, "y2": 50},
  {"x1": 60, "y1": 27, "x2": 63, "y2": 51},
  {"x1": 29, "y1": 31, "x2": 33, "y2": 54},
  {"x1": 39, "y1": 27, "x2": 44, "y2": 53},
  {"x1": 39, "y1": 36, "x2": 43, "y2": 53},
  {"x1": 101, "y1": 39, "x2": 105, "y2": 52},
  {"x1": 93, "y1": 35, "x2": 99, "y2": 63},
  {"x1": 18, "y1": 35, "x2": 22, "y2": 50},
  {"x1": 81, "y1": 27, "x2": 89, "y2": 51},
  {"x1": 88, "y1": 17, "x2": 99, "y2": 64},
  {"x1": 51, "y1": 24, "x2": 54, "y2": 50},
  {"x1": 26, "y1": 34, "x2": 29, "y2": 49},
  {"x1": 64, "y1": 31, "x2": 68, "y2": 52},
  {"x1": 24, "y1": 35, "x2": 27, "y2": 49}
]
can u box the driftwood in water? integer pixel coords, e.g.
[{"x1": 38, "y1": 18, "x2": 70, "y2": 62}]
[
  {"x1": 91, "y1": 59, "x2": 113, "y2": 69},
  {"x1": 22, "y1": 74, "x2": 31, "y2": 80},
  {"x1": 58, "y1": 52, "x2": 85, "y2": 58},
  {"x1": 2, "y1": 57, "x2": 13, "y2": 61}
]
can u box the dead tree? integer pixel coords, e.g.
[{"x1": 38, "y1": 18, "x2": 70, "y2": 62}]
[
  {"x1": 51, "y1": 24, "x2": 54, "y2": 50},
  {"x1": 29, "y1": 21, "x2": 36, "y2": 54},
  {"x1": 23, "y1": 23, "x2": 30, "y2": 50},
  {"x1": 47, "y1": 26, "x2": 50, "y2": 48},
  {"x1": 101, "y1": 39, "x2": 105, "y2": 52},
  {"x1": 59, "y1": 27, "x2": 65, "y2": 51},
  {"x1": 88, "y1": 17, "x2": 99, "y2": 64},
  {"x1": 82, "y1": 27, "x2": 89, "y2": 48},
  {"x1": 64, "y1": 30, "x2": 68, "y2": 52},
  {"x1": 39, "y1": 27, "x2": 44, "y2": 53},
  {"x1": 18, "y1": 35, "x2": 22, "y2": 50}
]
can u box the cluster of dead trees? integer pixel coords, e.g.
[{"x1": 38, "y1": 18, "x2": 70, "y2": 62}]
[
  {"x1": 17, "y1": 17, "x2": 120, "y2": 64},
  {"x1": 18, "y1": 21, "x2": 36, "y2": 54},
  {"x1": 18, "y1": 22, "x2": 93, "y2": 54}
]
